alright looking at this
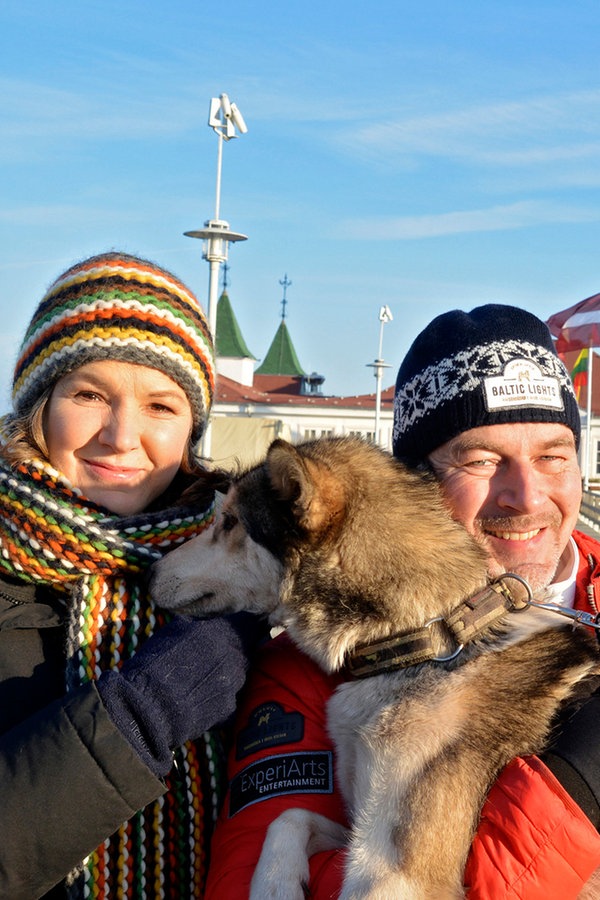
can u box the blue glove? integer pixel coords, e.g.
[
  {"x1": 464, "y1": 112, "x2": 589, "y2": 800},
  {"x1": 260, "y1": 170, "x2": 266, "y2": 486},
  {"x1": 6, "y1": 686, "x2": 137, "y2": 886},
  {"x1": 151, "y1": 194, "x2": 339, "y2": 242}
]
[
  {"x1": 97, "y1": 615, "x2": 250, "y2": 777},
  {"x1": 541, "y1": 688, "x2": 600, "y2": 829}
]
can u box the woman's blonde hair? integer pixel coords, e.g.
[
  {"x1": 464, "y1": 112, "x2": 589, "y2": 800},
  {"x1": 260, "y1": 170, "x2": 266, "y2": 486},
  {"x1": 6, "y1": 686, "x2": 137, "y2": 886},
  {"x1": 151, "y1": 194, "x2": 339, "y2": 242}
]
[{"x1": 0, "y1": 389, "x2": 51, "y2": 464}]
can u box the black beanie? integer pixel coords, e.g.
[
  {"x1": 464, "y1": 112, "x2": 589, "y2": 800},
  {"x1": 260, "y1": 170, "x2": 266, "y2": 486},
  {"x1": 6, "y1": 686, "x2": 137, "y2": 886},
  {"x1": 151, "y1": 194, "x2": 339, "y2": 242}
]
[{"x1": 393, "y1": 304, "x2": 581, "y2": 462}]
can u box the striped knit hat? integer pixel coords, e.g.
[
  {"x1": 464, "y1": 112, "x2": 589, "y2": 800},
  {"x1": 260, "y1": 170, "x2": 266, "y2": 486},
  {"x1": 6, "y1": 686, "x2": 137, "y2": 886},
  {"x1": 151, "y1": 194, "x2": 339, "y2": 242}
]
[
  {"x1": 393, "y1": 304, "x2": 580, "y2": 462},
  {"x1": 12, "y1": 252, "x2": 214, "y2": 442}
]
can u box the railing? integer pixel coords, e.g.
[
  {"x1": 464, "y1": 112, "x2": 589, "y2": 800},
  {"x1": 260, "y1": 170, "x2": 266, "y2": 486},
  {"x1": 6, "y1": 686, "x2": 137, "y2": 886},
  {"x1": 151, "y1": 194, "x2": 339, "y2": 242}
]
[{"x1": 579, "y1": 489, "x2": 600, "y2": 534}]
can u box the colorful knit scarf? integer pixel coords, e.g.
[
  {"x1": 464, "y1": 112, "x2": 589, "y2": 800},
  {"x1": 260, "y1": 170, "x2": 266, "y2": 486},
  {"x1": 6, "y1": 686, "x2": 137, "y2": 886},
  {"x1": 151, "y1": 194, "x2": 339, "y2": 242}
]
[{"x1": 0, "y1": 457, "x2": 225, "y2": 898}]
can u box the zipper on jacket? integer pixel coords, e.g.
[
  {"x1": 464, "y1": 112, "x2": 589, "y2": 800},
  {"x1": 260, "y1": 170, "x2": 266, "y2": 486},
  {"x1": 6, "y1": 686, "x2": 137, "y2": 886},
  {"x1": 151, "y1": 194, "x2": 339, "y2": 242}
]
[
  {"x1": 587, "y1": 554, "x2": 599, "y2": 614},
  {"x1": 0, "y1": 589, "x2": 26, "y2": 607}
]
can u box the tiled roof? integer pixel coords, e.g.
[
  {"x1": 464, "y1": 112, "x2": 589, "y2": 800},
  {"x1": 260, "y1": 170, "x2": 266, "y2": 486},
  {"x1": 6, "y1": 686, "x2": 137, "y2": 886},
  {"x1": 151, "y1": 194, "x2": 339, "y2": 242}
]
[
  {"x1": 215, "y1": 291, "x2": 255, "y2": 359},
  {"x1": 215, "y1": 373, "x2": 395, "y2": 410},
  {"x1": 213, "y1": 288, "x2": 394, "y2": 410},
  {"x1": 255, "y1": 320, "x2": 305, "y2": 376}
]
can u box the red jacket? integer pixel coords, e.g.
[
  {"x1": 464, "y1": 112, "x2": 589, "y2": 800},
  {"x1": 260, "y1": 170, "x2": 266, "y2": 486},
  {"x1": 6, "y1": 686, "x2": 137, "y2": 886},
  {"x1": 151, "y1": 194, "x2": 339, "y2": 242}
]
[{"x1": 206, "y1": 531, "x2": 600, "y2": 899}]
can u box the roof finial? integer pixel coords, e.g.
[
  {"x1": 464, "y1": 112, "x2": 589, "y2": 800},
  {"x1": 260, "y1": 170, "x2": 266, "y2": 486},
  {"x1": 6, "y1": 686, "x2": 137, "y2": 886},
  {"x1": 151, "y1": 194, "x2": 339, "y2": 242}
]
[
  {"x1": 221, "y1": 262, "x2": 230, "y2": 292},
  {"x1": 279, "y1": 273, "x2": 292, "y2": 320}
]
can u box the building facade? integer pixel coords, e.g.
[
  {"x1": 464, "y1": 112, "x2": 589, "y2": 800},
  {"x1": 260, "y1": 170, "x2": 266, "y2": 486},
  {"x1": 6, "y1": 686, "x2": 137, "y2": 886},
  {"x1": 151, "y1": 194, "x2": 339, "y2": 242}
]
[{"x1": 209, "y1": 290, "x2": 394, "y2": 467}]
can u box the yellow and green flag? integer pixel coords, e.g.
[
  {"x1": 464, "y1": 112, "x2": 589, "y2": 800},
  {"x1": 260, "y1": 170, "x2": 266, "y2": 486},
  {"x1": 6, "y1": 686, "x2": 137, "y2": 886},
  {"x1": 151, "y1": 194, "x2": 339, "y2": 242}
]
[{"x1": 571, "y1": 348, "x2": 589, "y2": 403}]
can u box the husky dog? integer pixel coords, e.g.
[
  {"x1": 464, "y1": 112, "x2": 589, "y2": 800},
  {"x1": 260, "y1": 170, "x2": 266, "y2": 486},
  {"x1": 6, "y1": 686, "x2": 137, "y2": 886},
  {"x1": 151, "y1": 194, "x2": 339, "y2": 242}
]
[{"x1": 151, "y1": 436, "x2": 600, "y2": 899}]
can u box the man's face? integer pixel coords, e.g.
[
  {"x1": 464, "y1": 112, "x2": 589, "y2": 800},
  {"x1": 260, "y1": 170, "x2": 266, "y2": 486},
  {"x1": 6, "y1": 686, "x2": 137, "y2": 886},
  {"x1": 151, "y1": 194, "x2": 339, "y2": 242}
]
[{"x1": 428, "y1": 422, "x2": 582, "y2": 591}]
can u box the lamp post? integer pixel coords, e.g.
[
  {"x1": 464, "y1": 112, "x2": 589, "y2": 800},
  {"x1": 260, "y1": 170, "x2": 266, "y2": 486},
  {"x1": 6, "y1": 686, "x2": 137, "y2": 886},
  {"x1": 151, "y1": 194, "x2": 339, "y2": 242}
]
[
  {"x1": 367, "y1": 305, "x2": 393, "y2": 447},
  {"x1": 185, "y1": 93, "x2": 248, "y2": 457}
]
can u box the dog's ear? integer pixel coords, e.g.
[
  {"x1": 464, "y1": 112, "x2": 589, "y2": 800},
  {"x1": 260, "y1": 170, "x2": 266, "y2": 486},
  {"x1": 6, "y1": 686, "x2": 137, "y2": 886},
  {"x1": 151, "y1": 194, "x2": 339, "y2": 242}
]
[
  {"x1": 266, "y1": 439, "x2": 345, "y2": 535},
  {"x1": 176, "y1": 467, "x2": 232, "y2": 507}
]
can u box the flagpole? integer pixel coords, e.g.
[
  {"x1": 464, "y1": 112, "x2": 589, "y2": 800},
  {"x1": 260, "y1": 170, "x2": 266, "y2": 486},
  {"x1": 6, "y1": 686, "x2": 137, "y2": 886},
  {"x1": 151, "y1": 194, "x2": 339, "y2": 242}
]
[{"x1": 585, "y1": 342, "x2": 593, "y2": 491}]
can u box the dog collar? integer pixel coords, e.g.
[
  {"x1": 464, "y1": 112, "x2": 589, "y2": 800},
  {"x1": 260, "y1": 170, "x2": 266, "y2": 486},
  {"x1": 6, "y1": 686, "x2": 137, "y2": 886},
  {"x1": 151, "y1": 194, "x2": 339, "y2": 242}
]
[{"x1": 346, "y1": 574, "x2": 531, "y2": 678}]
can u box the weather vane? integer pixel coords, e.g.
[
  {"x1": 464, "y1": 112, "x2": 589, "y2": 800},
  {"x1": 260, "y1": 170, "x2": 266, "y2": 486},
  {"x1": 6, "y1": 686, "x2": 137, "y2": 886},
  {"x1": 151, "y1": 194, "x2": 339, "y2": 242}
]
[{"x1": 279, "y1": 274, "x2": 292, "y2": 320}]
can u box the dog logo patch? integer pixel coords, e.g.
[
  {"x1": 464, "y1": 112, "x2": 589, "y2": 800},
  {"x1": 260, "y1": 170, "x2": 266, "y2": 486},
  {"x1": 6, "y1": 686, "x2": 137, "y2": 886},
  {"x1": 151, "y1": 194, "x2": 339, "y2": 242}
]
[
  {"x1": 483, "y1": 359, "x2": 563, "y2": 412},
  {"x1": 236, "y1": 702, "x2": 305, "y2": 759},
  {"x1": 228, "y1": 751, "x2": 334, "y2": 816}
]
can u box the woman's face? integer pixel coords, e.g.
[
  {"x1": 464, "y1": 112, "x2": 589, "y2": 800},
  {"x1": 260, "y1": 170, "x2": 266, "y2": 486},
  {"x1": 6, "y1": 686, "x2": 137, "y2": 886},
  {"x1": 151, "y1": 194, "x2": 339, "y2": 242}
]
[{"x1": 44, "y1": 360, "x2": 194, "y2": 515}]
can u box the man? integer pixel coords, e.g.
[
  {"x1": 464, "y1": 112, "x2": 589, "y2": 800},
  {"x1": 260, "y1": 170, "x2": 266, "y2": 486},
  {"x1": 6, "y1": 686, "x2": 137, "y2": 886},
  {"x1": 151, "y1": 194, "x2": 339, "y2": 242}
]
[
  {"x1": 393, "y1": 304, "x2": 582, "y2": 595},
  {"x1": 206, "y1": 304, "x2": 600, "y2": 899},
  {"x1": 393, "y1": 305, "x2": 600, "y2": 896}
]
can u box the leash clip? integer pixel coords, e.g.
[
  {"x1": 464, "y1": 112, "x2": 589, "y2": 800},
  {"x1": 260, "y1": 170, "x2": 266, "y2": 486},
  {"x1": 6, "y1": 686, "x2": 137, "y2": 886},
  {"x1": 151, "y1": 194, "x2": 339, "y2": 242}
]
[
  {"x1": 523, "y1": 598, "x2": 600, "y2": 630},
  {"x1": 500, "y1": 571, "x2": 600, "y2": 630}
]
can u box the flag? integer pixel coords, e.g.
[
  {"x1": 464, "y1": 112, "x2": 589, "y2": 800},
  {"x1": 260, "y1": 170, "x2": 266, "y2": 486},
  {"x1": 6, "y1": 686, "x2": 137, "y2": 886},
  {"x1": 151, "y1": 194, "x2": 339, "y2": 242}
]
[
  {"x1": 547, "y1": 292, "x2": 600, "y2": 353},
  {"x1": 570, "y1": 347, "x2": 588, "y2": 403}
]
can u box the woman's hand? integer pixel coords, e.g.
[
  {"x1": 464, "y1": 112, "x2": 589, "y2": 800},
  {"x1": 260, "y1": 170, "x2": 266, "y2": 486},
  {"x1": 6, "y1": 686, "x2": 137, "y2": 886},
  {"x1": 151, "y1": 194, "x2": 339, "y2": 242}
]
[{"x1": 97, "y1": 615, "x2": 250, "y2": 776}]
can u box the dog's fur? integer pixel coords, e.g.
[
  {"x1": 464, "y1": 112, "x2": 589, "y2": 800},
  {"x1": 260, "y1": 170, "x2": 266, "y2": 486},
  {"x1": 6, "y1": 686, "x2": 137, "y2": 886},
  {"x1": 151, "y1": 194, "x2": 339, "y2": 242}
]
[{"x1": 151, "y1": 436, "x2": 600, "y2": 899}]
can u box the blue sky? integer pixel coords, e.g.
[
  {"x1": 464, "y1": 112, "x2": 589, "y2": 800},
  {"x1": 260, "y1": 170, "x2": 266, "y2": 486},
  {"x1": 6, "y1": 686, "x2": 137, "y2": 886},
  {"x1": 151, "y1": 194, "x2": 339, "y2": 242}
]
[{"x1": 2, "y1": 0, "x2": 600, "y2": 406}]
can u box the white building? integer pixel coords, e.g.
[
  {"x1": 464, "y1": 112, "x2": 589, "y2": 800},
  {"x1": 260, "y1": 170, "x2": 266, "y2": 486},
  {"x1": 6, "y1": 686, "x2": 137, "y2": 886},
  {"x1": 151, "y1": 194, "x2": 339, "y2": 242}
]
[{"x1": 209, "y1": 290, "x2": 394, "y2": 468}]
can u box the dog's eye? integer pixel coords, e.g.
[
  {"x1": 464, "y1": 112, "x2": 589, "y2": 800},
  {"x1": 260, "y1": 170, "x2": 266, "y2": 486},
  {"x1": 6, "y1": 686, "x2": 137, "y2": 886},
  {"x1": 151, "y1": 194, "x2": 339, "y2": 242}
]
[{"x1": 222, "y1": 512, "x2": 238, "y2": 533}]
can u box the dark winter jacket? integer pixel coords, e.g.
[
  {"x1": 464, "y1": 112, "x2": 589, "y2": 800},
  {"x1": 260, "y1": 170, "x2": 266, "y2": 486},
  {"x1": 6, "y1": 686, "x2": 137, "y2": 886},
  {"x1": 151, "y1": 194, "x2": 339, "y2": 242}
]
[{"x1": 0, "y1": 575, "x2": 164, "y2": 900}]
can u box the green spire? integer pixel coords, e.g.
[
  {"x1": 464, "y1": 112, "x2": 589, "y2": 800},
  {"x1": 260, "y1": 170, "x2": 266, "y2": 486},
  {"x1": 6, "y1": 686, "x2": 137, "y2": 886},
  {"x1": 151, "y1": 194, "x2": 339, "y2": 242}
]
[
  {"x1": 215, "y1": 291, "x2": 254, "y2": 359},
  {"x1": 255, "y1": 319, "x2": 305, "y2": 376}
]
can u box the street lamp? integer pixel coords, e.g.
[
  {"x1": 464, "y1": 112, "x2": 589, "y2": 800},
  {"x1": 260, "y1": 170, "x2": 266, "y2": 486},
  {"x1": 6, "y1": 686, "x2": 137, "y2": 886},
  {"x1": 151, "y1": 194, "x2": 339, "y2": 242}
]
[
  {"x1": 185, "y1": 93, "x2": 248, "y2": 456},
  {"x1": 367, "y1": 305, "x2": 393, "y2": 447}
]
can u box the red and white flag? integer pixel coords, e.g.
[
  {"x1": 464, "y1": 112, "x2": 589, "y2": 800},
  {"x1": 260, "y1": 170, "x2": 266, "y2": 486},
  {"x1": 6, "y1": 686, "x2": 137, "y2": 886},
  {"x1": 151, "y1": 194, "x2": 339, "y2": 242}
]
[{"x1": 547, "y1": 293, "x2": 600, "y2": 353}]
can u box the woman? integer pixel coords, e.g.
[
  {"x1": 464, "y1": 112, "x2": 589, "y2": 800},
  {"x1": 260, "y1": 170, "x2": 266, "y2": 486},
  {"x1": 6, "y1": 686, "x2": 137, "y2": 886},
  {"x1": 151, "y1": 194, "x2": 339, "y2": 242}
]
[{"x1": 0, "y1": 252, "x2": 251, "y2": 899}]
